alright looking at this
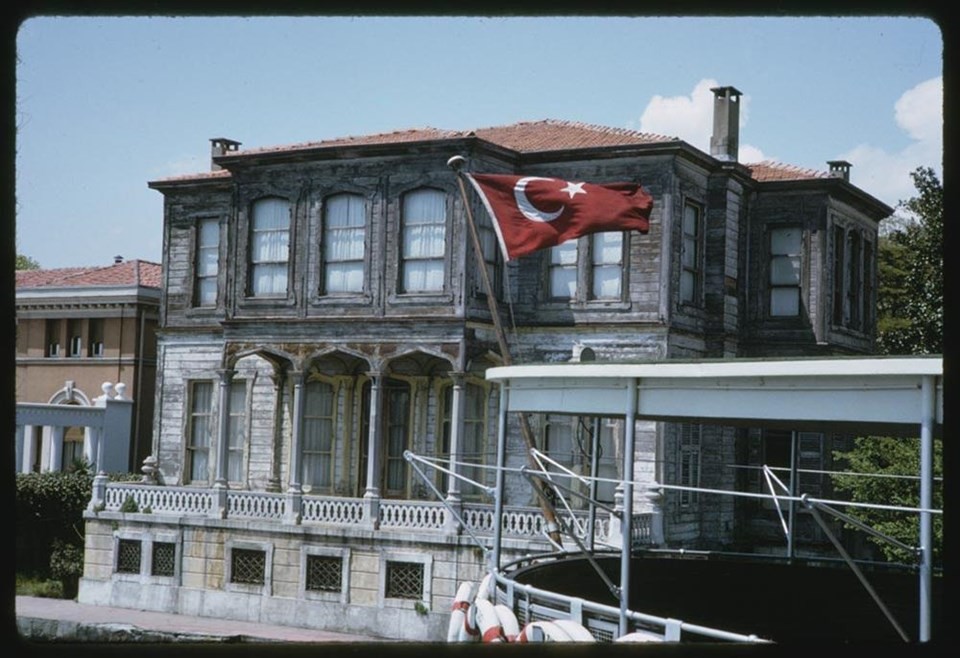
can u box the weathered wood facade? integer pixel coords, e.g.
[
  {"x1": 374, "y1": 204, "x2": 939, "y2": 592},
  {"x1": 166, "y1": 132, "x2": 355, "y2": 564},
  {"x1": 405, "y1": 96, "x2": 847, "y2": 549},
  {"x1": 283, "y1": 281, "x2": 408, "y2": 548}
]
[{"x1": 79, "y1": 88, "x2": 892, "y2": 639}]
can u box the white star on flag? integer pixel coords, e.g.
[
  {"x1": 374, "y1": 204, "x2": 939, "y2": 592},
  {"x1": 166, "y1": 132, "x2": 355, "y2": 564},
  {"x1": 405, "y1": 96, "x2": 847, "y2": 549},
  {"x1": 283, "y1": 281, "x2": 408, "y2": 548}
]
[{"x1": 560, "y1": 181, "x2": 587, "y2": 199}]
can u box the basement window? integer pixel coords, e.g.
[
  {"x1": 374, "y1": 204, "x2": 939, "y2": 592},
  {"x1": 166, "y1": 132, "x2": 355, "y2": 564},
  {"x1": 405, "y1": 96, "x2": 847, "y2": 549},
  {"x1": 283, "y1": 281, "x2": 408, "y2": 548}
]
[{"x1": 116, "y1": 539, "x2": 142, "y2": 574}]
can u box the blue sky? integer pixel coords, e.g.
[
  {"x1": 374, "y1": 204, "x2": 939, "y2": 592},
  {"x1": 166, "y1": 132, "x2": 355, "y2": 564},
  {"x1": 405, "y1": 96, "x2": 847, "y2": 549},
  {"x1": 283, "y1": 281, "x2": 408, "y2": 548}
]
[{"x1": 15, "y1": 15, "x2": 943, "y2": 269}]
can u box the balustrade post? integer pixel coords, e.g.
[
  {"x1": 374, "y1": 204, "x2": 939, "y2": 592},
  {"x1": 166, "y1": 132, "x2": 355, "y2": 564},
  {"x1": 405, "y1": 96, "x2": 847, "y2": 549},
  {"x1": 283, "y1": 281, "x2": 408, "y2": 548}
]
[
  {"x1": 645, "y1": 484, "x2": 665, "y2": 546},
  {"x1": 285, "y1": 370, "x2": 305, "y2": 524},
  {"x1": 213, "y1": 368, "x2": 234, "y2": 519},
  {"x1": 266, "y1": 372, "x2": 285, "y2": 493},
  {"x1": 363, "y1": 371, "x2": 383, "y2": 530},
  {"x1": 444, "y1": 372, "x2": 465, "y2": 534}
]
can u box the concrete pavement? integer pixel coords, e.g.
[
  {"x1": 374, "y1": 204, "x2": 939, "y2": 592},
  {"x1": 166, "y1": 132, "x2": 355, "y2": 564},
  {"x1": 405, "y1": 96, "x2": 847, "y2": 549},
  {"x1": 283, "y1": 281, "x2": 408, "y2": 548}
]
[{"x1": 14, "y1": 595, "x2": 386, "y2": 644}]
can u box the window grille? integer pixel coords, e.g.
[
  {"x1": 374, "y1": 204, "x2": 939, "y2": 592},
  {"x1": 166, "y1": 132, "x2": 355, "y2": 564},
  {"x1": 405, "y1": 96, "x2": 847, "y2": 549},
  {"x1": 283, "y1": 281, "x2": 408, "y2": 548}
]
[
  {"x1": 116, "y1": 539, "x2": 142, "y2": 574},
  {"x1": 385, "y1": 561, "x2": 423, "y2": 600},
  {"x1": 231, "y1": 548, "x2": 266, "y2": 585},
  {"x1": 305, "y1": 555, "x2": 342, "y2": 593},
  {"x1": 586, "y1": 618, "x2": 618, "y2": 643},
  {"x1": 151, "y1": 542, "x2": 176, "y2": 577}
]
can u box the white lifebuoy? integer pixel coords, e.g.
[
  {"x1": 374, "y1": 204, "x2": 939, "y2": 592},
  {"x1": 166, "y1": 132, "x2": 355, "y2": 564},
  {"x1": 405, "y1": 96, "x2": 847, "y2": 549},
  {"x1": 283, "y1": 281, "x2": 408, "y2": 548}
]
[
  {"x1": 551, "y1": 619, "x2": 596, "y2": 642},
  {"x1": 475, "y1": 572, "x2": 494, "y2": 602},
  {"x1": 494, "y1": 604, "x2": 520, "y2": 642},
  {"x1": 475, "y1": 598, "x2": 505, "y2": 643},
  {"x1": 516, "y1": 620, "x2": 573, "y2": 642},
  {"x1": 615, "y1": 629, "x2": 665, "y2": 642},
  {"x1": 456, "y1": 582, "x2": 481, "y2": 642},
  {"x1": 446, "y1": 581, "x2": 475, "y2": 642}
]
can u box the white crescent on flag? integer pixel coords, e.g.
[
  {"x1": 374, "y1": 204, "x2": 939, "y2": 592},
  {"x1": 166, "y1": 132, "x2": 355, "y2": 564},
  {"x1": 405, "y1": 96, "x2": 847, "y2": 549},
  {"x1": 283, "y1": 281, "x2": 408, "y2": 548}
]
[{"x1": 514, "y1": 177, "x2": 564, "y2": 222}]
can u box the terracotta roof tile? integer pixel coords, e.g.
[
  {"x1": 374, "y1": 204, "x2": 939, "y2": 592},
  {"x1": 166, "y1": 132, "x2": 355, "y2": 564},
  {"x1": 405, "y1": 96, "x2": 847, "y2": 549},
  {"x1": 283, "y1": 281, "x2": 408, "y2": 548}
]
[
  {"x1": 472, "y1": 119, "x2": 676, "y2": 152},
  {"x1": 16, "y1": 260, "x2": 162, "y2": 290},
  {"x1": 744, "y1": 161, "x2": 830, "y2": 182}
]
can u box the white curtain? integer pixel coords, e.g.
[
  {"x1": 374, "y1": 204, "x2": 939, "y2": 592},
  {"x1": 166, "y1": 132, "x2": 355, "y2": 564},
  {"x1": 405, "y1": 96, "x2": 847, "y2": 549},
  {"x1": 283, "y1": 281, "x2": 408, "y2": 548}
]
[
  {"x1": 226, "y1": 381, "x2": 246, "y2": 483},
  {"x1": 251, "y1": 198, "x2": 290, "y2": 296},
  {"x1": 401, "y1": 189, "x2": 446, "y2": 292},
  {"x1": 770, "y1": 227, "x2": 802, "y2": 316},
  {"x1": 324, "y1": 194, "x2": 366, "y2": 293},
  {"x1": 591, "y1": 232, "x2": 622, "y2": 299},
  {"x1": 189, "y1": 382, "x2": 213, "y2": 482},
  {"x1": 302, "y1": 381, "x2": 335, "y2": 490},
  {"x1": 196, "y1": 218, "x2": 219, "y2": 306},
  {"x1": 550, "y1": 241, "x2": 578, "y2": 298}
]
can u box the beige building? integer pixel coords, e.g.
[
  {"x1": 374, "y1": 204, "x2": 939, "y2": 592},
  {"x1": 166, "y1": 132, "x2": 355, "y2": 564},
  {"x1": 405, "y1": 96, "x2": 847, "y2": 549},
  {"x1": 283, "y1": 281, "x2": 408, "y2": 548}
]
[{"x1": 15, "y1": 257, "x2": 161, "y2": 472}]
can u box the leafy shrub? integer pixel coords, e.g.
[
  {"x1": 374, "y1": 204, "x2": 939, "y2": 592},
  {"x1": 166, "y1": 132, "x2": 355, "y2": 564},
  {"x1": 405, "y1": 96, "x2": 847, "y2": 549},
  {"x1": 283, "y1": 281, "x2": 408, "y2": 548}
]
[{"x1": 119, "y1": 496, "x2": 140, "y2": 513}]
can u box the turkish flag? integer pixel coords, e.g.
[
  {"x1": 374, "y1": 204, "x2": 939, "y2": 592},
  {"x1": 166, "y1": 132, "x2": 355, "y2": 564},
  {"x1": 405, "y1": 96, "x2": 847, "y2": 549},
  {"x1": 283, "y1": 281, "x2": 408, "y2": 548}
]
[{"x1": 465, "y1": 173, "x2": 653, "y2": 261}]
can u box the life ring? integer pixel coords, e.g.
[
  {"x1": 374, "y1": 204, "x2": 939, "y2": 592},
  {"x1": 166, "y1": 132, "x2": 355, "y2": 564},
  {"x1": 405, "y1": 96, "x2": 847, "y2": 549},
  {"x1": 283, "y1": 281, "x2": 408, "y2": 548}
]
[
  {"x1": 551, "y1": 619, "x2": 596, "y2": 642},
  {"x1": 516, "y1": 620, "x2": 573, "y2": 642},
  {"x1": 615, "y1": 629, "x2": 664, "y2": 642},
  {"x1": 494, "y1": 604, "x2": 520, "y2": 642},
  {"x1": 475, "y1": 598, "x2": 506, "y2": 643},
  {"x1": 475, "y1": 572, "x2": 494, "y2": 602},
  {"x1": 446, "y1": 581, "x2": 475, "y2": 642}
]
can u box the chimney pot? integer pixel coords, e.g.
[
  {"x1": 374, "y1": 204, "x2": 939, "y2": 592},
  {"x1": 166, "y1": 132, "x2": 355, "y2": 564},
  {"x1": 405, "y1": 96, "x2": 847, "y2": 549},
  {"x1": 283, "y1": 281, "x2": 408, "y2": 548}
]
[
  {"x1": 210, "y1": 138, "x2": 242, "y2": 171},
  {"x1": 710, "y1": 86, "x2": 743, "y2": 162},
  {"x1": 827, "y1": 160, "x2": 852, "y2": 182},
  {"x1": 114, "y1": 255, "x2": 123, "y2": 264}
]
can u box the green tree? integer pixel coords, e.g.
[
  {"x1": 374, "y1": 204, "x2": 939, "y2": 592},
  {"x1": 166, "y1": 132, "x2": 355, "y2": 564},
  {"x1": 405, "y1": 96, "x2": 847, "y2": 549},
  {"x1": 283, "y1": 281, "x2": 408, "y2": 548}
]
[
  {"x1": 834, "y1": 166, "x2": 943, "y2": 565},
  {"x1": 876, "y1": 166, "x2": 942, "y2": 355},
  {"x1": 16, "y1": 253, "x2": 40, "y2": 270}
]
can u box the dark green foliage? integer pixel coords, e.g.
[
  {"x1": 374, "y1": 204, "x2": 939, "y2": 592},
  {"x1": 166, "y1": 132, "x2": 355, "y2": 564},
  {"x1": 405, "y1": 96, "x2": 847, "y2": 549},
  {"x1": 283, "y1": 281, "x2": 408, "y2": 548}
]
[
  {"x1": 16, "y1": 253, "x2": 40, "y2": 270},
  {"x1": 876, "y1": 167, "x2": 943, "y2": 355},
  {"x1": 16, "y1": 472, "x2": 92, "y2": 577},
  {"x1": 833, "y1": 437, "x2": 943, "y2": 566},
  {"x1": 119, "y1": 495, "x2": 140, "y2": 513},
  {"x1": 50, "y1": 538, "x2": 84, "y2": 599}
]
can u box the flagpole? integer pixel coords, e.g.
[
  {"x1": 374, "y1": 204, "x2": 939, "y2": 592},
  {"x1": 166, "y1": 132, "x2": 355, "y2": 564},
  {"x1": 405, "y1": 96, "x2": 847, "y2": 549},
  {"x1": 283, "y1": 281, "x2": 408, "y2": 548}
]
[{"x1": 448, "y1": 155, "x2": 562, "y2": 548}]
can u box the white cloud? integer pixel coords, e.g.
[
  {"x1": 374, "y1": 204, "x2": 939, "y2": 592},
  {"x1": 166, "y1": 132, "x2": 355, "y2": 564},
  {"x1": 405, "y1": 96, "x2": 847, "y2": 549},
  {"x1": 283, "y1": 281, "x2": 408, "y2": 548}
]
[
  {"x1": 840, "y1": 76, "x2": 942, "y2": 209},
  {"x1": 638, "y1": 78, "x2": 766, "y2": 163}
]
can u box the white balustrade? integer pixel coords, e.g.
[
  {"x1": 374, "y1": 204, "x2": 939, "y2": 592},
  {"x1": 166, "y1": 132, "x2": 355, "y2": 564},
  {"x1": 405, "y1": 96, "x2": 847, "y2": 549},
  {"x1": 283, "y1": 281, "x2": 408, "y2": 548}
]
[
  {"x1": 104, "y1": 483, "x2": 212, "y2": 514},
  {"x1": 302, "y1": 496, "x2": 365, "y2": 525},
  {"x1": 379, "y1": 500, "x2": 448, "y2": 530},
  {"x1": 227, "y1": 491, "x2": 285, "y2": 519}
]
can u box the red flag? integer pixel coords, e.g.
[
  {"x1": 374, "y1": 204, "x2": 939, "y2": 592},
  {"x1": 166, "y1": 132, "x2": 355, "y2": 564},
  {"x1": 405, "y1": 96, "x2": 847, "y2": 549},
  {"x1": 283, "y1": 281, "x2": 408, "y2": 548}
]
[{"x1": 465, "y1": 173, "x2": 653, "y2": 261}]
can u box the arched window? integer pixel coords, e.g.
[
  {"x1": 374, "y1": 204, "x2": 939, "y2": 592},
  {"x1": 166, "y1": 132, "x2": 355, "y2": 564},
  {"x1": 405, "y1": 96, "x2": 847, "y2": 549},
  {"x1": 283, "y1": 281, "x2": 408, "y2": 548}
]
[
  {"x1": 303, "y1": 380, "x2": 336, "y2": 492},
  {"x1": 400, "y1": 189, "x2": 446, "y2": 292}
]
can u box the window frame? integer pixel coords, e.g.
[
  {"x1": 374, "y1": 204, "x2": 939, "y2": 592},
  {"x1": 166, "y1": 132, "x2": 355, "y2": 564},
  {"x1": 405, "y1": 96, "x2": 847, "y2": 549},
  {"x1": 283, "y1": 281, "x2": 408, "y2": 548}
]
[
  {"x1": 302, "y1": 377, "x2": 338, "y2": 494},
  {"x1": 438, "y1": 380, "x2": 488, "y2": 498},
  {"x1": 377, "y1": 550, "x2": 433, "y2": 610},
  {"x1": 767, "y1": 225, "x2": 804, "y2": 318},
  {"x1": 678, "y1": 423, "x2": 702, "y2": 507},
  {"x1": 193, "y1": 216, "x2": 220, "y2": 308},
  {"x1": 88, "y1": 318, "x2": 105, "y2": 357},
  {"x1": 545, "y1": 232, "x2": 628, "y2": 305},
  {"x1": 679, "y1": 201, "x2": 704, "y2": 307},
  {"x1": 320, "y1": 192, "x2": 368, "y2": 296},
  {"x1": 226, "y1": 378, "x2": 248, "y2": 485},
  {"x1": 225, "y1": 539, "x2": 274, "y2": 594},
  {"x1": 300, "y1": 545, "x2": 351, "y2": 604},
  {"x1": 398, "y1": 187, "x2": 448, "y2": 295},
  {"x1": 247, "y1": 196, "x2": 292, "y2": 298},
  {"x1": 185, "y1": 380, "x2": 214, "y2": 485}
]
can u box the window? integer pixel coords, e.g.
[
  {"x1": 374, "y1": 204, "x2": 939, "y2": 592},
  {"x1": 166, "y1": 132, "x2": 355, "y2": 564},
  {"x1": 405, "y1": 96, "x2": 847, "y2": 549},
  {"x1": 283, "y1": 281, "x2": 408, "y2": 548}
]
[
  {"x1": 195, "y1": 217, "x2": 220, "y2": 307},
  {"x1": 226, "y1": 380, "x2": 246, "y2": 483},
  {"x1": 62, "y1": 426, "x2": 84, "y2": 470},
  {"x1": 591, "y1": 232, "x2": 623, "y2": 299},
  {"x1": 151, "y1": 542, "x2": 176, "y2": 577},
  {"x1": 385, "y1": 561, "x2": 424, "y2": 600},
  {"x1": 757, "y1": 430, "x2": 824, "y2": 504},
  {"x1": 249, "y1": 197, "x2": 290, "y2": 296},
  {"x1": 67, "y1": 319, "x2": 82, "y2": 357},
  {"x1": 549, "y1": 240, "x2": 579, "y2": 299},
  {"x1": 863, "y1": 240, "x2": 874, "y2": 331},
  {"x1": 400, "y1": 189, "x2": 446, "y2": 292},
  {"x1": 186, "y1": 381, "x2": 214, "y2": 483},
  {"x1": 475, "y1": 207, "x2": 500, "y2": 297},
  {"x1": 116, "y1": 539, "x2": 142, "y2": 574},
  {"x1": 549, "y1": 234, "x2": 626, "y2": 302},
  {"x1": 303, "y1": 380, "x2": 336, "y2": 492},
  {"x1": 832, "y1": 226, "x2": 846, "y2": 325},
  {"x1": 543, "y1": 414, "x2": 575, "y2": 469},
  {"x1": 847, "y1": 231, "x2": 862, "y2": 330},
  {"x1": 230, "y1": 548, "x2": 266, "y2": 585},
  {"x1": 440, "y1": 383, "x2": 487, "y2": 495},
  {"x1": 323, "y1": 194, "x2": 366, "y2": 294},
  {"x1": 384, "y1": 381, "x2": 411, "y2": 497},
  {"x1": 305, "y1": 554, "x2": 343, "y2": 593},
  {"x1": 591, "y1": 418, "x2": 619, "y2": 504},
  {"x1": 680, "y1": 203, "x2": 703, "y2": 305},
  {"x1": 88, "y1": 318, "x2": 104, "y2": 357},
  {"x1": 678, "y1": 424, "x2": 702, "y2": 506},
  {"x1": 45, "y1": 319, "x2": 60, "y2": 357},
  {"x1": 769, "y1": 226, "x2": 802, "y2": 317}
]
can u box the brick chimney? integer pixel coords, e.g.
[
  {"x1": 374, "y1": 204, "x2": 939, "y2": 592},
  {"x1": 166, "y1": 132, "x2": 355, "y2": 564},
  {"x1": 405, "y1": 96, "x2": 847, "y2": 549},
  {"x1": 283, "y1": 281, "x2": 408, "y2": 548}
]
[
  {"x1": 710, "y1": 86, "x2": 743, "y2": 162},
  {"x1": 827, "y1": 160, "x2": 852, "y2": 182},
  {"x1": 210, "y1": 138, "x2": 241, "y2": 171}
]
